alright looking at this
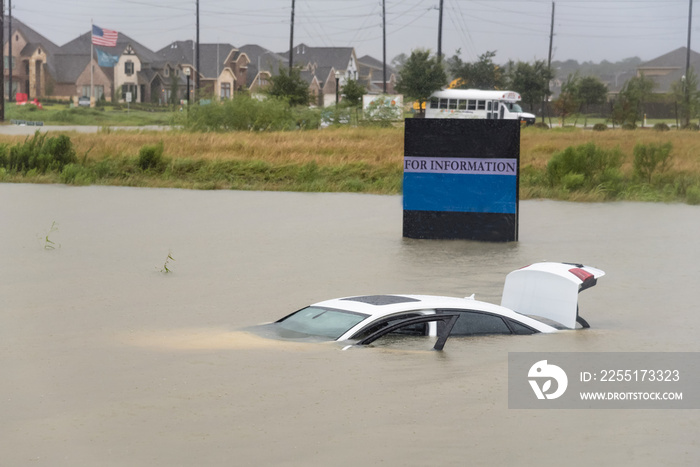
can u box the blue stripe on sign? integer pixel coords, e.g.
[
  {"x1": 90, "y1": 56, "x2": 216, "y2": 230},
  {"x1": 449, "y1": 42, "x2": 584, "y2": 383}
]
[{"x1": 403, "y1": 172, "x2": 517, "y2": 214}]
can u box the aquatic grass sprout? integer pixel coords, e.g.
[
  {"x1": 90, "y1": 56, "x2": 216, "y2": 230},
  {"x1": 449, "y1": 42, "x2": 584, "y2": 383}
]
[
  {"x1": 160, "y1": 251, "x2": 175, "y2": 273},
  {"x1": 44, "y1": 221, "x2": 59, "y2": 250}
]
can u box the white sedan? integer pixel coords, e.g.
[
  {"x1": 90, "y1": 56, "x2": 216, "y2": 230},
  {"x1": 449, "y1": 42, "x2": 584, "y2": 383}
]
[{"x1": 255, "y1": 262, "x2": 605, "y2": 350}]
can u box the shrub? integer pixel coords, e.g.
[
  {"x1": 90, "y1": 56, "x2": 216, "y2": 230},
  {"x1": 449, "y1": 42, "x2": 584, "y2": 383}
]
[
  {"x1": 60, "y1": 163, "x2": 95, "y2": 185},
  {"x1": 683, "y1": 122, "x2": 700, "y2": 131},
  {"x1": 686, "y1": 185, "x2": 700, "y2": 205},
  {"x1": 137, "y1": 141, "x2": 165, "y2": 171},
  {"x1": 592, "y1": 123, "x2": 607, "y2": 131},
  {"x1": 633, "y1": 142, "x2": 672, "y2": 183},
  {"x1": 182, "y1": 95, "x2": 312, "y2": 132},
  {"x1": 562, "y1": 172, "x2": 586, "y2": 191},
  {"x1": 1, "y1": 131, "x2": 76, "y2": 173},
  {"x1": 653, "y1": 122, "x2": 670, "y2": 132},
  {"x1": 533, "y1": 122, "x2": 550, "y2": 129},
  {"x1": 546, "y1": 142, "x2": 622, "y2": 188},
  {"x1": 621, "y1": 122, "x2": 636, "y2": 130}
]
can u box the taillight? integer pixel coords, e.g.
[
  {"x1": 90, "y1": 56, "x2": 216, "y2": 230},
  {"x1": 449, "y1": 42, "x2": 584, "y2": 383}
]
[{"x1": 569, "y1": 268, "x2": 593, "y2": 282}]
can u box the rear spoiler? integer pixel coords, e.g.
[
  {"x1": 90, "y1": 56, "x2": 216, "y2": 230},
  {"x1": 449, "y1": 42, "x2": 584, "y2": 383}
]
[{"x1": 500, "y1": 262, "x2": 605, "y2": 329}]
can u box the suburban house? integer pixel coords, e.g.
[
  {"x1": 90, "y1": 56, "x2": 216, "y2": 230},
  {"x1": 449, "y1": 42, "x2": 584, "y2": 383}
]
[
  {"x1": 157, "y1": 41, "x2": 250, "y2": 101},
  {"x1": 2, "y1": 17, "x2": 394, "y2": 108},
  {"x1": 238, "y1": 44, "x2": 288, "y2": 93},
  {"x1": 59, "y1": 29, "x2": 166, "y2": 104},
  {"x1": 356, "y1": 55, "x2": 396, "y2": 94},
  {"x1": 635, "y1": 47, "x2": 700, "y2": 94},
  {"x1": 2, "y1": 17, "x2": 61, "y2": 100},
  {"x1": 285, "y1": 44, "x2": 359, "y2": 106}
]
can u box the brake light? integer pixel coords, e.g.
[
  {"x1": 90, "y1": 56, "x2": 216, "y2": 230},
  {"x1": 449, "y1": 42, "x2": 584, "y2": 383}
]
[{"x1": 569, "y1": 268, "x2": 593, "y2": 282}]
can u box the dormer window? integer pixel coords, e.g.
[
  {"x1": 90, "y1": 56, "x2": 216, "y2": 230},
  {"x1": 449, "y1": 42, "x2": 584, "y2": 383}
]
[
  {"x1": 125, "y1": 60, "x2": 134, "y2": 76},
  {"x1": 164, "y1": 67, "x2": 170, "y2": 77}
]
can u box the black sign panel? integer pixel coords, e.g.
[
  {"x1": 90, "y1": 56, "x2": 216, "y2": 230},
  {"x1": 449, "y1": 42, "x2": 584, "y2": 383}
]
[{"x1": 403, "y1": 119, "x2": 520, "y2": 241}]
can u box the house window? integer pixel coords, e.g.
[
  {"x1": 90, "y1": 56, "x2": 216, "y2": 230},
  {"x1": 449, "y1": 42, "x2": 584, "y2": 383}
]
[
  {"x1": 94, "y1": 85, "x2": 104, "y2": 100},
  {"x1": 221, "y1": 82, "x2": 231, "y2": 99},
  {"x1": 164, "y1": 67, "x2": 170, "y2": 77},
  {"x1": 125, "y1": 61, "x2": 134, "y2": 76},
  {"x1": 82, "y1": 85, "x2": 91, "y2": 97}
]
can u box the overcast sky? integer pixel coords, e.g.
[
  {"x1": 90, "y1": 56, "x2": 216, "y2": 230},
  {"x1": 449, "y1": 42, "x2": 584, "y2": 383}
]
[{"x1": 11, "y1": 0, "x2": 698, "y2": 64}]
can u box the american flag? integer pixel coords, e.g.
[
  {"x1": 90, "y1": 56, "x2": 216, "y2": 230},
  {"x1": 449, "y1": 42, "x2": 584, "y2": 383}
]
[{"x1": 92, "y1": 25, "x2": 118, "y2": 47}]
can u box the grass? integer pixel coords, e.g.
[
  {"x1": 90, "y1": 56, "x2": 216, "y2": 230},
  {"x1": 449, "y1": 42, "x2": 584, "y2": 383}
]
[
  {"x1": 2, "y1": 124, "x2": 700, "y2": 203},
  {"x1": 6, "y1": 102, "x2": 175, "y2": 126}
]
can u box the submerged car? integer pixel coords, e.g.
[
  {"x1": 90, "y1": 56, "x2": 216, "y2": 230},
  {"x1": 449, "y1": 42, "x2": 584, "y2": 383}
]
[{"x1": 254, "y1": 262, "x2": 605, "y2": 350}]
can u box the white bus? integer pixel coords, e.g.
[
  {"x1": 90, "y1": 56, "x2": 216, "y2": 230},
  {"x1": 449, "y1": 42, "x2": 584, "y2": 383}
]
[{"x1": 425, "y1": 89, "x2": 536, "y2": 125}]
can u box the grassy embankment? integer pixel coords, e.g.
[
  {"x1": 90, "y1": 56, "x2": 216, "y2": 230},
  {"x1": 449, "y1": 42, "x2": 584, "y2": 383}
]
[{"x1": 1, "y1": 124, "x2": 700, "y2": 204}]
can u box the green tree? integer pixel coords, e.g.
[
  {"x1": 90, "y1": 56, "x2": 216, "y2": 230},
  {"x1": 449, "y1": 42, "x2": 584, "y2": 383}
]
[
  {"x1": 576, "y1": 75, "x2": 608, "y2": 126},
  {"x1": 341, "y1": 79, "x2": 366, "y2": 107},
  {"x1": 169, "y1": 72, "x2": 179, "y2": 106},
  {"x1": 670, "y1": 67, "x2": 700, "y2": 128},
  {"x1": 553, "y1": 73, "x2": 581, "y2": 126},
  {"x1": 447, "y1": 50, "x2": 504, "y2": 90},
  {"x1": 612, "y1": 74, "x2": 655, "y2": 126},
  {"x1": 505, "y1": 59, "x2": 553, "y2": 114},
  {"x1": 395, "y1": 49, "x2": 447, "y2": 117},
  {"x1": 391, "y1": 53, "x2": 408, "y2": 72},
  {"x1": 267, "y1": 67, "x2": 311, "y2": 106}
]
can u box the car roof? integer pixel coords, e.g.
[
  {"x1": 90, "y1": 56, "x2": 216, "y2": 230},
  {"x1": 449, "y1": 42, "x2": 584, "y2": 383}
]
[{"x1": 312, "y1": 294, "x2": 555, "y2": 332}]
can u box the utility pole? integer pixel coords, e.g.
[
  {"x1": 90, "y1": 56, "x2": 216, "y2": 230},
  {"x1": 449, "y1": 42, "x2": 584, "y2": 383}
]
[
  {"x1": 0, "y1": 0, "x2": 4, "y2": 122},
  {"x1": 437, "y1": 0, "x2": 444, "y2": 60},
  {"x1": 289, "y1": 0, "x2": 295, "y2": 70},
  {"x1": 382, "y1": 0, "x2": 386, "y2": 93},
  {"x1": 196, "y1": 0, "x2": 200, "y2": 100},
  {"x1": 685, "y1": 0, "x2": 693, "y2": 126},
  {"x1": 543, "y1": 1, "x2": 555, "y2": 123},
  {"x1": 8, "y1": 0, "x2": 11, "y2": 102}
]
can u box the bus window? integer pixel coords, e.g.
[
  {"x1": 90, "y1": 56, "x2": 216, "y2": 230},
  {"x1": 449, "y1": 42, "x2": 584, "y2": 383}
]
[
  {"x1": 457, "y1": 100, "x2": 466, "y2": 110},
  {"x1": 429, "y1": 98, "x2": 439, "y2": 109},
  {"x1": 439, "y1": 99, "x2": 448, "y2": 109},
  {"x1": 448, "y1": 99, "x2": 457, "y2": 110},
  {"x1": 467, "y1": 100, "x2": 476, "y2": 111},
  {"x1": 477, "y1": 100, "x2": 486, "y2": 110},
  {"x1": 487, "y1": 101, "x2": 492, "y2": 111}
]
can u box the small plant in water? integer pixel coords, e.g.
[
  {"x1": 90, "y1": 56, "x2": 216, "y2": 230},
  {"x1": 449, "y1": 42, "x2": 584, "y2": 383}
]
[
  {"x1": 160, "y1": 251, "x2": 175, "y2": 273},
  {"x1": 44, "y1": 221, "x2": 59, "y2": 249}
]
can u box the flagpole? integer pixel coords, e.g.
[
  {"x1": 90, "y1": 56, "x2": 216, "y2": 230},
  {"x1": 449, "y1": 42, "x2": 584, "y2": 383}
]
[{"x1": 90, "y1": 19, "x2": 93, "y2": 106}]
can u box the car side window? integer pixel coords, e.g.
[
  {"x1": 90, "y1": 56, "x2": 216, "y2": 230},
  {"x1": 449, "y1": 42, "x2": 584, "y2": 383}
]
[
  {"x1": 438, "y1": 310, "x2": 512, "y2": 336},
  {"x1": 507, "y1": 320, "x2": 536, "y2": 335},
  {"x1": 351, "y1": 313, "x2": 427, "y2": 340}
]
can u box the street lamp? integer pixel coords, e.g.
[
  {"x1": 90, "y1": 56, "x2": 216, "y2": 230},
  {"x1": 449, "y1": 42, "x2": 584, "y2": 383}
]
[
  {"x1": 184, "y1": 67, "x2": 191, "y2": 107},
  {"x1": 335, "y1": 71, "x2": 340, "y2": 105}
]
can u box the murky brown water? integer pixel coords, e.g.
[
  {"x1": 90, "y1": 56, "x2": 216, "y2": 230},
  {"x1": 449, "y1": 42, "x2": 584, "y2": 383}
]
[{"x1": 2, "y1": 184, "x2": 699, "y2": 466}]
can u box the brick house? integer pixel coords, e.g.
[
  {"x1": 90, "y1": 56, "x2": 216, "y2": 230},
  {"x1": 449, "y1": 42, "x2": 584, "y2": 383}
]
[
  {"x1": 3, "y1": 17, "x2": 60, "y2": 100},
  {"x1": 157, "y1": 41, "x2": 249, "y2": 101}
]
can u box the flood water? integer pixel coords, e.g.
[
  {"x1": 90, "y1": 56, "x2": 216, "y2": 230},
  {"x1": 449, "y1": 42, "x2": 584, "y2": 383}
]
[{"x1": 2, "y1": 183, "x2": 699, "y2": 466}]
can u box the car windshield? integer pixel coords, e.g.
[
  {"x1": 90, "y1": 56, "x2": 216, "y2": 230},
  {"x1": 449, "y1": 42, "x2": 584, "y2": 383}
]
[
  {"x1": 507, "y1": 103, "x2": 523, "y2": 112},
  {"x1": 277, "y1": 306, "x2": 369, "y2": 339}
]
